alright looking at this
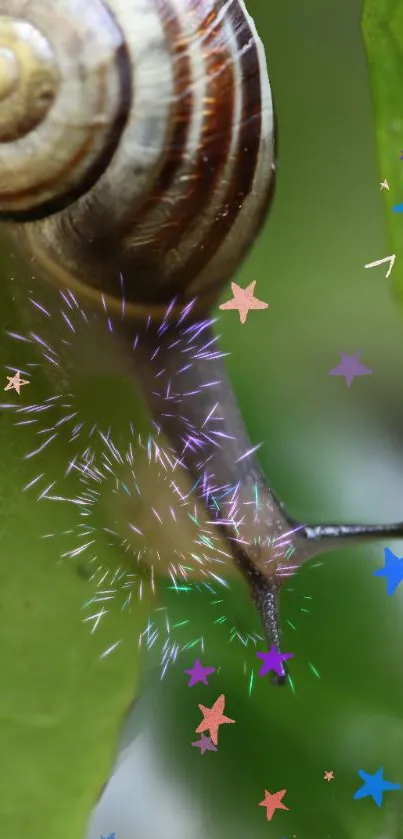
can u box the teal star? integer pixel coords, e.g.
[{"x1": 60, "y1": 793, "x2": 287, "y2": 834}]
[
  {"x1": 373, "y1": 548, "x2": 403, "y2": 596},
  {"x1": 353, "y1": 767, "x2": 401, "y2": 807}
]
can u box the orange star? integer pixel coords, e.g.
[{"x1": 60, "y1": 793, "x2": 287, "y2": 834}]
[
  {"x1": 219, "y1": 281, "x2": 269, "y2": 324},
  {"x1": 259, "y1": 788, "x2": 289, "y2": 821},
  {"x1": 324, "y1": 770, "x2": 334, "y2": 781},
  {"x1": 4, "y1": 370, "x2": 30, "y2": 395},
  {"x1": 195, "y1": 693, "x2": 235, "y2": 745}
]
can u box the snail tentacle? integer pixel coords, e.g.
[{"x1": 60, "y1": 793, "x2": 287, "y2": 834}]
[{"x1": 296, "y1": 521, "x2": 403, "y2": 556}]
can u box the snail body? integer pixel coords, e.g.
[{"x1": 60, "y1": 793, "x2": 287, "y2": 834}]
[{"x1": 3, "y1": 0, "x2": 403, "y2": 679}]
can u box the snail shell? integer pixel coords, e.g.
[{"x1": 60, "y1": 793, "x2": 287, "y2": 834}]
[{"x1": 0, "y1": 0, "x2": 276, "y2": 320}]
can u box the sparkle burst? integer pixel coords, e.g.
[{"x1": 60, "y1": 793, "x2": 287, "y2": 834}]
[
  {"x1": 67, "y1": 431, "x2": 233, "y2": 593},
  {"x1": 42, "y1": 429, "x2": 254, "y2": 675},
  {"x1": 3, "y1": 286, "x2": 318, "y2": 681},
  {"x1": 40, "y1": 429, "x2": 288, "y2": 678},
  {"x1": 1, "y1": 285, "x2": 230, "y2": 489}
]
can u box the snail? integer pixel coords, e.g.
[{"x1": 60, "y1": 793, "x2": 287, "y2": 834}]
[{"x1": 1, "y1": 0, "x2": 403, "y2": 685}]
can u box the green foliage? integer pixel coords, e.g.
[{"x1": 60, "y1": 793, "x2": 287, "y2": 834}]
[
  {"x1": 0, "y1": 403, "x2": 149, "y2": 839},
  {"x1": 361, "y1": 0, "x2": 403, "y2": 301}
]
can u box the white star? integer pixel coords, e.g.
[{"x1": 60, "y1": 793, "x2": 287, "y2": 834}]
[{"x1": 380, "y1": 180, "x2": 389, "y2": 191}]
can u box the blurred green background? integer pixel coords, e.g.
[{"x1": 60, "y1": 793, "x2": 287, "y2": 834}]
[{"x1": 2, "y1": 0, "x2": 403, "y2": 837}]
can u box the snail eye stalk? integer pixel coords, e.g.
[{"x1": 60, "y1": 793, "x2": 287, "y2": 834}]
[
  {"x1": 253, "y1": 577, "x2": 287, "y2": 686},
  {"x1": 232, "y1": 546, "x2": 287, "y2": 686}
]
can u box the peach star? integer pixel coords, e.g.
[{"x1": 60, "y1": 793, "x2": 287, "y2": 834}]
[
  {"x1": 259, "y1": 788, "x2": 289, "y2": 821},
  {"x1": 195, "y1": 693, "x2": 235, "y2": 745},
  {"x1": 4, "y1": 370, "x2": 30, "y2": 395},
  {"x1": 324, "y1": 770, "x2": 334, "y2": 781},
  {"x1": 219, "y1": 281, "x2": 269, "y2": 324}
]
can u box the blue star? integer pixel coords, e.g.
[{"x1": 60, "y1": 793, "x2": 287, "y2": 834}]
[
  {"x1": 353, "y1": 768, "x2": 401, "y2": 807},
  {"x1": 100, "y1": 834, "x2": 115, "y2": 839},
  {"x1": 373, "y1": 548, "x2": 403, "y2": 596}
]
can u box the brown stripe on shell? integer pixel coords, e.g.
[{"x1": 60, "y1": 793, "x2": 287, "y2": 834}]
[
  {"x1": 240, "y1": 103, "x2": 277, "y2": 255},
  {"x1": 67, "y1": 0, "x2": 195, "y2": 303},
  {"x1": 136, "y1": 1, "x2": 235, "y2": 260},
  {"x1": 191, "y1": 106, "x2": 277, "y2": 307},
  {"x1": 114, "y1": 0, "x2": 236, "y2": 308},
  {"x1": 0, "y1": 36, "x2": 132, "y2": 224},
  {"x1": 122, "y1": 0, "x2": 194, "y2": 219},
  {"x1": 164, "y1": 0, "x2": 265, "y2": 295},
  {"x1": 196, "y1": 108, "x2": 277, "y2": 308}
]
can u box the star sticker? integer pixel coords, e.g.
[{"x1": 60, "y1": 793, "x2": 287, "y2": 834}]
[
  {"x1": 259, "y1": 789, "x2": 289, "y2": 821},
  {"x1": 195, "y1": 693, "x2": 235, "y2": 745},
  {"x1": 380, "y1": 179, "x2": 389, "y2": 190},
  {"x1": 219, "y1": 281, "x2": 269, "y2": 324},
  {"x1": 191, "y1": 734, "x2": 217, "y2": 754},
  {"x1": 256, "y1": 644, "x2": 294, "y2": 677},
  {"x1": 185, "y1": 659, "x2": 216, "y2": 686},
  {"x1": 327, "y1": 352, "x2": 373, "y2": 387},
  {"x1": 373, "y1": 547, "x2": 403, "y2": 596},
  {"x1": 4, "y1": 370, "x2": 30, "y2": 395},
  {"x1": 324, "y1": 770, "x2": 335, "y2": 781},
  {"x1": 353, "y1": 767, "x2": 401, "y2": 807}
]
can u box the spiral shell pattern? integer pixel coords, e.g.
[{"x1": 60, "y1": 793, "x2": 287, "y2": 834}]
[
  {"x1": 4, "y1": 0, "x2": 276, "y2": 320},
  {"x1": 0, "y1": 0, "x2": 131, "y2": 220}
]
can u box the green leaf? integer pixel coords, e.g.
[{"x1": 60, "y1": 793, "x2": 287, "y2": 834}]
[
  {"x1": 361, "y1": 0, "x2": 403, "y2": 300},
  {"x1": 0, "y1": 272, "x2": 152, "y2": 839},
  {"x1": 0, "y1": 415, "x2": 150, "y2": 839}
]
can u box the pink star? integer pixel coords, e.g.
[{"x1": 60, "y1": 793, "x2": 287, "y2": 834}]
[
  {"x1": 219, "y1": 281, "x2": 269, "y2": 324},
  {"x1": 195, "y1": 693, "x2": 235, "y2": 745},
  {"x1": 259, "y1": 788, "x2": 289, "y2": 821},
  {"x1": 184, "y1": 659, "x2": 216, "y2": 687},
  {"x1": 256, "y1": 644, "x2": 294, "y2": 677},
  {"x1": 324, "y1": 770, "x2": 334, "y2": 781}
]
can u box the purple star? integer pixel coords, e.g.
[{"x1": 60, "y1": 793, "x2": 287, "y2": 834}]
[
  {"x1": 327, "y1": 352, "x2": 373, "y2": 387},
  {"x1": 184, "y1": 658, "x2": 216, "y2": 686},
  {"x1": 256, "y1": 644, "x2": 294, "y2": 677},
  {"x1": 191, "y1": 734, "x2": 218, "y2": 754}
]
